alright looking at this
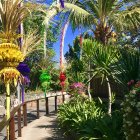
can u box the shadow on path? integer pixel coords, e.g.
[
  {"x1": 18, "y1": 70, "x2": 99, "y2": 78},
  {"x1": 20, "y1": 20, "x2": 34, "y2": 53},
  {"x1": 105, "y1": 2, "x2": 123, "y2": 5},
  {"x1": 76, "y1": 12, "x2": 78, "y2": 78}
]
[{"x1": 36, "y1": 112, "x2": 66, "y2": 140}]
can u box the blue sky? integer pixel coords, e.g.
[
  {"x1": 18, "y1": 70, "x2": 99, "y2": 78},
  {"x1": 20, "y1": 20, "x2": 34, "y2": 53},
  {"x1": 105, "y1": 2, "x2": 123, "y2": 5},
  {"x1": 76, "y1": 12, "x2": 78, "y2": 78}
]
[
  {"x1": 35, "y1": 0, "x2": 80, "y2": 62},
  {"x1": 53, "y1": 26, "x2": 80, "y2": 62}
]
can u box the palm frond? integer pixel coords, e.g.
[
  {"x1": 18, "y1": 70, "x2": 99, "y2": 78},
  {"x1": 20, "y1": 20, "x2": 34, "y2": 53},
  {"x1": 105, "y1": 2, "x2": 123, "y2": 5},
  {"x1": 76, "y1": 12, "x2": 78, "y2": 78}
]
[
  {"x1": 21, "y1": 31, "x2": 42, "y2": 56},
  {"x1": 110, "y1": 6, "x2": 140, "y2": 31},
  {"x1": 43, "y1": 2, "x2": 91, "y2": 28},
  {"x1": 0, "y1": 0, "x2": 40, "y2": 42}
]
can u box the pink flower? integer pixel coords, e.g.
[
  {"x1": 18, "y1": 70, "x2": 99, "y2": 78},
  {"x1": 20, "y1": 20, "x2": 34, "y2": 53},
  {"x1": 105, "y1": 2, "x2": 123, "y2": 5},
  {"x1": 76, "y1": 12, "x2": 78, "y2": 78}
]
[
  {"x1": 127, "y1": 82, "x2": 131, "y2": 86},
  {"x1": 130, "y1": 80, "x2": 134, "y2": 84},
  {"x1": 127, "y1": 80, "x2": 135, "y2": 86},
  {"x1": 69, "y1": 82, "x2": 86, "y2": 94}
]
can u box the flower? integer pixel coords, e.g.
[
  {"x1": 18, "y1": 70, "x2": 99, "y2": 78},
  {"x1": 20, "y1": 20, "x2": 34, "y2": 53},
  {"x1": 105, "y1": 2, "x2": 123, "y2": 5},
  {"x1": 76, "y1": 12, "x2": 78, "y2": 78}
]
[
  {"x1": 127, "y1": 79, "x2": 135, "y2": 86},
  {"x1": 69, "y1": 82, "x2": 86, "y2": 94}
]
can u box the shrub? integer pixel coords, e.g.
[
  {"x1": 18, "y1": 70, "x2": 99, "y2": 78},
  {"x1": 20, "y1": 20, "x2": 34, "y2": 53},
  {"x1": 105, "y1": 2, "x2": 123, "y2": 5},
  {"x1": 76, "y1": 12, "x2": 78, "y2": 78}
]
[
  {"x1": 58, "y1": 95, "x2": 124, "y2": 140},
  {"x1": 81, "y1": 111, "x2": 124, "y2": 140},
  {"x1": 57, "y1": 95, "x2": 103, "y2": 139},
  {"x1": 122, "y1": 81, "x2": 140, "y2": 140}
]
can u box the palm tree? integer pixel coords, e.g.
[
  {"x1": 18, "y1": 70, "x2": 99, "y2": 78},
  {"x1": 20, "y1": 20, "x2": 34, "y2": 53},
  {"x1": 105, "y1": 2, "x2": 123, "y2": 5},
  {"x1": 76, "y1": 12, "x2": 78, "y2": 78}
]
[
  {"x1": 44, "y1": 0, "x2": 139, "y2": 45},
  {"x1": 69, "y1": 0, "x2": 140, "y2": 45}
]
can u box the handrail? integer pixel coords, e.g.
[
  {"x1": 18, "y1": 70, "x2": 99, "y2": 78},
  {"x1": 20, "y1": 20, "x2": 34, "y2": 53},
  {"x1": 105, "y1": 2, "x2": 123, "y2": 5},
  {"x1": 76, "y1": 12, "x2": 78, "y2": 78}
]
[
  {"x1": 0, "y1": 105, "x2": 21, "y2": 132},
  {"x1": 0, "y1": 92, "x2": 68, "y2": 140}
]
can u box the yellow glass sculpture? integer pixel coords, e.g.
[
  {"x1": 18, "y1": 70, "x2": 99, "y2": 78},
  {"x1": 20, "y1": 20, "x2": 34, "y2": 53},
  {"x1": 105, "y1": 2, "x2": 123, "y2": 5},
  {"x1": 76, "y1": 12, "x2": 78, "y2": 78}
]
[
  {"x1": 0, "y1": 43, "x2": 24, "y2": 83},
  {"x1": 0, "y1": 1, "x2": 30, "y2": 139},
  {"x1": 0, "y1": 43, "x2": 24, "y2": 67}
]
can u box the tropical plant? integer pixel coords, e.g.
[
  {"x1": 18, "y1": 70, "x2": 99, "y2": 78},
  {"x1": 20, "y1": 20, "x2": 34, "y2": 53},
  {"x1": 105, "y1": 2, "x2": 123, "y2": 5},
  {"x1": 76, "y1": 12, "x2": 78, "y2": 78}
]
[
  {"x1": 58, "y1": 95, "x2": 103, "y2": 139},
  {"x1": 117, "y1": 47, "x2": 140, "y2": 86},
  {"x1": 83, "y1": 39, "x2": 120, "y2": 115},
  {"x1": 43, "y1": 0, "x2": 140, "y2": 45},
  {"x1": 65, "y1": 37, "x2": 85, "y2": 83},
  {"x1": 58, "y1": 95, "x2": 124, "y2": 140},
  {"x1": 82, "y1": 38, "x2": 98, "y2": 100},
  {"x1": 79, "y1": 111, "x2": 124, "y2": 140},
  {"x1": 68, "y1": 0, "x2": 140, "y2": 44}
]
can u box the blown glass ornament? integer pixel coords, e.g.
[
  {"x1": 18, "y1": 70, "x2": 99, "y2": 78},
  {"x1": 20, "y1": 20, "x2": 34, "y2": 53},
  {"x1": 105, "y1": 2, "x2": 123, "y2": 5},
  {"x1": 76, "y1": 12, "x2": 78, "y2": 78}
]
[
  {"x1": 59, "y1": 72, "x2": 66, "y2": 87},
  {"x1": 17, "y1": 62, "x2": 30, "y2": 76},
  {"x1": 0, "y1": 43, "x2": 24, "y2": 68},
  {"x1": 0, "y1": 43, "x2": 24, "y2": 84}
]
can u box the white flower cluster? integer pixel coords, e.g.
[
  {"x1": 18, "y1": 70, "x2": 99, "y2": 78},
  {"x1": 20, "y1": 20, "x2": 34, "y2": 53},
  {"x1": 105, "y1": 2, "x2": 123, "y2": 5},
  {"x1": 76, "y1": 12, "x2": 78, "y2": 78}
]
[{"x1": 122, "y1": 90, "x2": 140, "y2": 140}]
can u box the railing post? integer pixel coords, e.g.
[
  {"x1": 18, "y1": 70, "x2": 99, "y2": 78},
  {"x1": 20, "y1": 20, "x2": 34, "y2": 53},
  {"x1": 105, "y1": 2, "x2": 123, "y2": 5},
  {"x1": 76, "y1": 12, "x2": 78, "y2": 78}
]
[
  {"x1": 9, "y1": 116, "x2": 15, "y2": 140},
  {"x1": 62, "y1": 94, "x2": 65, "y2": 103},
  {"x1": 18, "y1": 107, "x2": 22, "y2": 137},
  {"x1": 23, "y1": 103, "x2": 27, "y2": 126},
  {"x1": 45, "y1": 97, "x2": 49, "y2": 115},
  {"x1": 37, "y1": 99, "x2": 39, "y2": 119},
  {"x1": 55, "y1": 96, "x2": 57, "y2": 111}
]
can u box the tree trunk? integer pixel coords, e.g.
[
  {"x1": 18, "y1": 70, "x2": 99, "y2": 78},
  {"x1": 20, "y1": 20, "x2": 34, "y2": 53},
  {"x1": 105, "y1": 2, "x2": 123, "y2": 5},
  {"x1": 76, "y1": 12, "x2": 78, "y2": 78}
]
[
  {"x1": 44, "y1": 26, "x2": 47, "y2": 58},
  {"x1": 88, "y1": 61, "x2": 92, "y2": 101},
  {"x1": 106, "y1": 77, "x2": 112, "y2": 115}
]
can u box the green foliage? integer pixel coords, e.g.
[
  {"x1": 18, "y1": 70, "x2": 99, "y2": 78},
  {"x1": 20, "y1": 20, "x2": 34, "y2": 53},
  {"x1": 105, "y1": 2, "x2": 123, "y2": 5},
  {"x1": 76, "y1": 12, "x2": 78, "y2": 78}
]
[
  {"x1": 117, "y1": 47, "x2": 140, "y2": 85},
  {"x1": 24, "y1": 11, "x2": 45, "y2": 36},
  {"x1": 25, "y1": 48, "x2": 56, "y2": 91},
  {"x1": 82, "y1": 39, "x2": 120, "y2": 82},
  {"x1": 122, "y1": 82, "x2": 140, "y2": 140},
  {"x1": 24, "y1": 10, "x2": 60, "y2": 47},
  {"x1": 65, "y1": 37, "x2": 86, "y2": 83},
  {"x1": 58, "y1": 95, "x2": 124, "y2": 140},
  {"x1": 80, "y1": 111, "x2": 124, "y2": 140},
  {"x1": 58, "y1": 95, "x2": 103, "y2": 138},
  {"x1": 50, "y1": 69, "x2": 62, "y2": 91}
]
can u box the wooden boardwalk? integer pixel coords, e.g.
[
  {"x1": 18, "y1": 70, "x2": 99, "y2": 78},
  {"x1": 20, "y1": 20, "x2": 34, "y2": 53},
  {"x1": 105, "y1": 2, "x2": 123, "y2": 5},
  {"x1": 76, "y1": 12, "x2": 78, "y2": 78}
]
[{"x1": 0, "y1": 93, "x2": 69, "y2": 140}]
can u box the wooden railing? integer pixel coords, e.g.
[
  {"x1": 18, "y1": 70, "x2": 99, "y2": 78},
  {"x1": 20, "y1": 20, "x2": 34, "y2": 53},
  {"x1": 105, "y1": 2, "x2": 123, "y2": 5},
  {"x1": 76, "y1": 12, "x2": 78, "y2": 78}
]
[{"x1": 0, "y1": 93, "x2": 67, "y2": 140}]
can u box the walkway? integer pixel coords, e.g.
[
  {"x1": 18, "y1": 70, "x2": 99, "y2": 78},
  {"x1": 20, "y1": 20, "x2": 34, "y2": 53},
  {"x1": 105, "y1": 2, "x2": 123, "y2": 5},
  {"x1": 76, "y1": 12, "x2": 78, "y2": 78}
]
[
  {"x1": 17, "y1": 112, "x2": 65, "y2": 140},
  {"x1": 0, "y1": 93, "x2": 69, "y2": 140}
]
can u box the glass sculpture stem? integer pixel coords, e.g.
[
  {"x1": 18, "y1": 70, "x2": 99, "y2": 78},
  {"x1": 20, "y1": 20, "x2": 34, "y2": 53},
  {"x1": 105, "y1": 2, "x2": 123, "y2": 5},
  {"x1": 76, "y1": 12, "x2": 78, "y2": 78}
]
[
  {"x1": 6, "y1": 83, "x2": 10, "y2": 140},
  {"x1": 21, "y1": 85, "x2": 24, "y2": 103}
]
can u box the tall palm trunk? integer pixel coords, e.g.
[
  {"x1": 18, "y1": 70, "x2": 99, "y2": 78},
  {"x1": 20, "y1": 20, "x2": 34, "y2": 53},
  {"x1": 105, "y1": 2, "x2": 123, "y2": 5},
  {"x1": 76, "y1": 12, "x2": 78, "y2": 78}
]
[
  {"x1": 44, "y1": 25, "x2": 47, "y2": 59},
  {"x1": 106, "y1": 77, "x2": 112, "y2": 115}
]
